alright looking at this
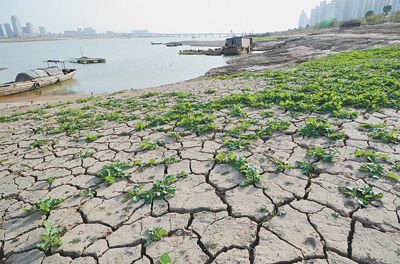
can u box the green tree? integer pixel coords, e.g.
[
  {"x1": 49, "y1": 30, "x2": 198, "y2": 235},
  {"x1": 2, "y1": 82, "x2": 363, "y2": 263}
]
[
  {"x1": 365, "y1": 10, "x2": 374, "y2": 17},
  {"x1": 383, "y1": 5, "x2": 392, "y2": 16}
]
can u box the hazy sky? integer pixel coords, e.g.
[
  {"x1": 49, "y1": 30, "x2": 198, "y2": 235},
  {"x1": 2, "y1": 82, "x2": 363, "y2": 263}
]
[{"x1": 0, "y1": 0, "x2": 323, "y2": 33}]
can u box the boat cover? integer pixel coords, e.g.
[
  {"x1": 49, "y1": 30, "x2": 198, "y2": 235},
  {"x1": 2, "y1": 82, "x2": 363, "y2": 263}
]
[{"x1": 15, "y1": 66, "x2": 63, "y2": 82}]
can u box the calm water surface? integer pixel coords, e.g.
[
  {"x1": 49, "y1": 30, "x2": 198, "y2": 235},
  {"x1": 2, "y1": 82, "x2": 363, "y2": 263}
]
[{"x1": 0, "y1": 37, "x2": 228, "y2": 98}]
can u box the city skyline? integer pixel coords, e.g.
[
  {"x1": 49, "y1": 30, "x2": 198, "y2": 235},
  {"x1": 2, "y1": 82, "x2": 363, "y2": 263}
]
[
  {"x1": 299, "y1": 0, "x2": 400, "y2": 27},
  {"x1": 1, "y1": 0, "x2": 323, "y2": 34}
]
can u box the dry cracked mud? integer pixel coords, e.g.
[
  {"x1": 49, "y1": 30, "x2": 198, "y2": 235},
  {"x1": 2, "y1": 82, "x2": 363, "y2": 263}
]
[{"x1": 1, "y1": 25, "x2": 400, "y2": 264}]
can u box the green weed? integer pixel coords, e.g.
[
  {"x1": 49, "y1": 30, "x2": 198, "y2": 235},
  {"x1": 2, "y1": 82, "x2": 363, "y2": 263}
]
[
  {"x1": 354, "y1": 149, "x2": 388, "y2": 163},
  {"x1": 37, "y1": 221, "x2": 63, "y2": 252},
  {"x1": 125, "y1": 175, "x2": 177, "y2": 204},
  {"x1": 214, "y1": 152, "x2": 260, "y2": 186},
  {"x1": 97, "y1": 161, "x2": 133, "y2": 184},
  {"x1": 30, "y1": 139, "x2": 50, "y2": 149},
  {"x1": 142, "y1": 226, "x2": 168, "y2": 247},
  {"x1": 140, "y1": 140, "x2": 166, "y2": 151},
  {"x1": 159, "y1": 252, "x2": 172, "y2": 264},
  {"x1": 85, "y1": 133, "x2": 99, "y2": 143},
  {"x1": 340, "y1": 185, "x2": 383, "y2": 207},
  {"x1": 271, "y1": 158, "x2": 294, "y2": 173},
  {"x1": 307, "y1": 147, "x2": 337, "y2": 162},
  {"x1": 298, "y1": 118, "x2": 345, "y2": 140},
  {"x1": 26, "y1": 198, "x2": 63, "y2": 215},
  {"x1": 296, "y1": 161, "x2": 317, "y2": 176}
]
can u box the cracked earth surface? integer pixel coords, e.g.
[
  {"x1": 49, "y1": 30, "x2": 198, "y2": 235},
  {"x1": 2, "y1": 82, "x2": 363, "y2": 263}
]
[{"x1": 1, "y1": 48, "x2": 400, "y2": 264}]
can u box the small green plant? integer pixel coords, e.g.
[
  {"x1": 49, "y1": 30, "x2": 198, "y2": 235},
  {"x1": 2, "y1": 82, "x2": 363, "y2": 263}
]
[
  {"x1": 307, "y1": 147, "x2": 336, "y2": 163},
  {"x1": 142, "y1": 226, "x2": 168, "y2": 247},
  {"x1": 229, "y1": 104, "x2": 246, "y2": 117},
  {"x1": 271, "y1": 158, "x2": 294, "y2": 173},
  {"x1": 79, "y1": 188, "x2": 95, "y2": 197},
  {"x1": 79, "y1": 150, "x2": 93, "y2": 158},
  {"x1": 354, "y1": 149, "x2": 388, "y2": 163},
  {"x1": 135, "y1": 121, "x2": 147, "y2": 131},
  {"x1": 359, "y1": 163, "x2": 385, "y2": 179},
  {"x1": 85, "y1": 133, "x2": 99, "y2": 143},
  {"x1": 360, "y1": 122, "x2": 399, "y2": 144},
  {"x1": 256, "y1": 119, "x2": 290, "y2": 137},
  {"x1": 331, "y1": 110, "x2": 358, "y2": 119},
  {"x1": 46, "y1": 176, "x2": 56, "y2": 184},
  {"x1": 30, "y1": 139, "x2": 50, "y2": 149},
  {"x1": 166, "y1": 132, "x2": 182, "y2": 140},
  {"x1": 296, "y1": 161, "x2": 317, "y2": 176},
  {"x1": 140, "y1": 140, "x2": 166, "y2": 151},
  {"x1": 97, "y1": 161, "x2": 133, "y2": 184},
  {"x1": 176, "y1": 171, "x2": 188, "y2": 178},
  {"x1": 340, "y1": 185, "x2": 383, "y2": 207},
  {"x1": 25, "y1": 198, "x2": 63, "y2": 215},
  {"x1": 159, "y1": 252, "x2": 172, "y2": 264},
  {"x1": 223, "y1": 138, "x2": 251, "y2": 150},
  {"x1": 37, "y1": 221, "x2": 63, "y2": 252},
  {"x1": 214, "y1": 152, "x2": 260, "y2": 186},
  {"x1": 125, "y1": 175, "x2": 177, "y2": 204},
  {"x1": 205, "y1": 88, "x2": 216, "y2": 94},
  {"x1": 394, "y1": 162, "x2": 400, "y2": 172}
]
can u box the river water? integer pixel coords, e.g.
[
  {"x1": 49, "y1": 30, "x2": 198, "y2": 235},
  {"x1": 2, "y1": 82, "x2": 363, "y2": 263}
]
[{"x1": 0, "y1": 37, "x2": 228, "y2": 98}]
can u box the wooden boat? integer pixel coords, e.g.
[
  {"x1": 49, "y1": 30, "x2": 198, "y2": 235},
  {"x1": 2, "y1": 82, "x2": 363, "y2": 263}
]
[
  {"x1": 70, "y1": 56, "x2": 106, "y2": 64},
  {"x1": 0, "y1": 60, "x2": 76, "y2": 96}
]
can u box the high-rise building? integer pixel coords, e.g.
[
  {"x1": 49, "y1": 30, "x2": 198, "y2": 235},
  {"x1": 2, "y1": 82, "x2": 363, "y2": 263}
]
[
  {"x1": 0, "y1": 24, "x2": 5, "y2": 37},
  {"x1": 24, "y1": 22, "x2": 35, "y2": 35},
  {"x1": 298, "y1": 10, "x2": 309, "y2": 28},
  {"x1": 11, "y1": 15, "x2": 22, "y2": 37},
  {"x1": 4, "y1": 23, "x2": 13, "y2": 38},
  {"x1": 39, "y1": 26, "x2": 47, "y2": 35}
]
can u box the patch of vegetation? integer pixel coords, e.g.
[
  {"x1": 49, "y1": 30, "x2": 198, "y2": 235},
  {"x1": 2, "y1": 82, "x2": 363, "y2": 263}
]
[
  {"x1": 271, "y1": 158, "x2": 294, "y2": 173},
  {"x1": 306, "y1": 147, "x2": 337, "y2": 162},
  {"x1": 140, "y1": 140, "x2": 166, "y2": 151},
  {"x1": 298, "y1": 118, "x2": 345, "y2": 140},
  {"x1": 37, "y1": 221, "x2": 63, "y2": 252},
  {"x1": 124, "y1": 175, "x2": 177, "y2": 204},
  {"x1": 340, "y1": 185, "x2": 383, "y2": 207},
  {"x1": 230, "y1": 104, "x2": 247, "y2": 117},
  {"x1": 159, "y1": 252, "x2": 172, "y2": 264},
  {"x1": 166, "y1": 132, "x2": 182, "y2": 140},
  {"x1": 360, "y1": 122, "x2": 399, "y2": 144},
  {"x1": 29, "y1": 139, "x2": 50, "y2": 149},
  {"x1": 331, "y1": 109, "x2": 358, "y2": 119},
  {"x1": 135, "y1": 121, "x2": 147, "y2": 131},
  {"x1": 142, "y1": 226, "x2": 168, "y2": 247},
  {"x1": 223, "y1": 138, "x2": 251, "y2": 150},
  {"x1": 25, "y1": 198, "x2": 63, "y2": 215},
  {"x1": 85, "y1": 133, "x2": 99, "y2": 143},
  {"x1": 79, "y1": 150, "x2": 94, "y2": 158},
  {"x1": 79, "y1": 188, "x2": 96, "y2": 197},
  {"x1": 97, "y1": 161, "x2": 133, "y2": 184},
  {"x1": 46, "y1": 176, "x2": 56, "y2": 184},
  {"x1": 296, "y1": 161, "x2": 317, "y2": 176},
  {"x1": 256, "y1": 119, "x2": 290, "y2": 137},
  {"x1": 354, "y1": 149, "x2": 388, "y2": 163},
  {"x1": 205, "y1": 88, "x2": 216, "y2": 94},
  {"x1": 359, "y1": 163, "x2": 398, "y2": 181},
  {"x1": 214, "y1": 152, "x2": 260, "y2": 186}
]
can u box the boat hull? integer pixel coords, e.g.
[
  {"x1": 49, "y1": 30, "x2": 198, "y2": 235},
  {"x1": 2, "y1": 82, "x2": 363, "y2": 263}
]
[{"x1": 0, "y1": 69, "x2": 76, "y2": 96}]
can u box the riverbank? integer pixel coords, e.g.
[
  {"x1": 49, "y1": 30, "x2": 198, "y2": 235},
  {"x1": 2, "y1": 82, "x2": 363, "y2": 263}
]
[{"x1": 0, "y1": 25, "x2": 400, "y2": 264}]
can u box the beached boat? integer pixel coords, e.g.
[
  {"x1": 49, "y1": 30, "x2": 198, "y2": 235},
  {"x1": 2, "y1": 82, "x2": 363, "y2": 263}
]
[
  {"x1": 70, "y1": 56, "x2": 106, "y2": 64},
  {"x1": 0, "y1": 60, "x2": 76, "y2": 96},
  {"x1": 151, "y1": 42, "x2": 163, "y2": 45}
]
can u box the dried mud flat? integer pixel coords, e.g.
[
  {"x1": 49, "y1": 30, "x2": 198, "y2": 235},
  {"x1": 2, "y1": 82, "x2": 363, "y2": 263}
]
[{"x1": 1, "y1": 27, "x2": 400, "y2": 264}]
